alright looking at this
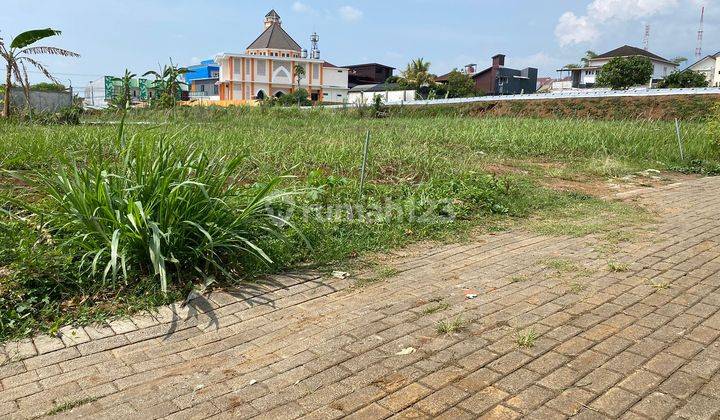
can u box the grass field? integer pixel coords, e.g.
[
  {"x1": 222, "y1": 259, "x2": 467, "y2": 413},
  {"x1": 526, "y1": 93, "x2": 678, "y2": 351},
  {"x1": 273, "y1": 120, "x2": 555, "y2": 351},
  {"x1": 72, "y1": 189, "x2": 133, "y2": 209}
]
[{"x1": 0, "y1": 106, "x2": 718, "y2": 341}]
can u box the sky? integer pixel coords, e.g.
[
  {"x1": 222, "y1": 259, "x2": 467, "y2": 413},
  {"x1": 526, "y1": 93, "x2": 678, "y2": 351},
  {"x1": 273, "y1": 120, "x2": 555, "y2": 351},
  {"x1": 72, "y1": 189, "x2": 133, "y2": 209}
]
[{"x1": 1, "y1": 0, "x2": 717, "y2": 92}]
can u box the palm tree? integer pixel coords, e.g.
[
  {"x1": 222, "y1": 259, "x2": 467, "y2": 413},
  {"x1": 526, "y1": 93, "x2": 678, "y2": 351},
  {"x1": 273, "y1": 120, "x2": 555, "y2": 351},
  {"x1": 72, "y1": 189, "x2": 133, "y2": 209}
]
[
  {"x1": 581, "y1": 50, "x2": 598, "y2": 67},
  {"x1": 402, "y1": 58, "x2": 435, "y2": 89},
  {"x1": 293, "y1": 64, "x2": 306, "y2": 106},
  {"x1": 293, "y1": 64, "x2": 305, "y2": 87},
  {"x1": 0, "y1": 28, "x2": 79, "y2": 117}
]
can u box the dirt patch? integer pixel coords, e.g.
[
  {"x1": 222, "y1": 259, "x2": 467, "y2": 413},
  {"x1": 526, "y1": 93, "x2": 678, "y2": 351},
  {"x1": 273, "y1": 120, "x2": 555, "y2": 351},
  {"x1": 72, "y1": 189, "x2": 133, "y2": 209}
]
[
  {"x1": 541, "y1": 178, "x2": 612, "y2": 196},
  {"x1": 483, "y1": 163, "x2": 531, "y2": 176},
  {"x1": 541, "y1": 170, "x2": 703, "y2": 197}
]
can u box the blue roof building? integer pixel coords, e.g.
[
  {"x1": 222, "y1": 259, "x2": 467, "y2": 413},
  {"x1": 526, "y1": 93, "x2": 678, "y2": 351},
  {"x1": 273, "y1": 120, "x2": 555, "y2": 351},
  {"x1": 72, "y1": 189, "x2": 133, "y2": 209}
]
[{"x1": 185, "y1": 59, "x2": 220, "y2": 97}]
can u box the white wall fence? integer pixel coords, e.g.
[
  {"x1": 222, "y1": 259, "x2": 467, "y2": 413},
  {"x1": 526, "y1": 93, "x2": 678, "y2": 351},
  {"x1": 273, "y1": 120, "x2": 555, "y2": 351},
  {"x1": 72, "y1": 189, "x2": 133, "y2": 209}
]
[
  {"x1": 9, "y1": 87, "x2": 73, "y2": 112},
  {"x1": 319, "y1": 87, "x2": 720, "y2": 109}
]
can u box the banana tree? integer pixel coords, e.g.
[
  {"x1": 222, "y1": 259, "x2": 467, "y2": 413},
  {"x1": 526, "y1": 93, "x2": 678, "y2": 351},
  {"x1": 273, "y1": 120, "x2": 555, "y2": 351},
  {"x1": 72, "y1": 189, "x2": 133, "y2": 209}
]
[
  {"x1": 143, "y1": 63, "x2": 189, "y2": 109},
  {"x1": 111, "y1": 69, "x2": 137, "y2": 109},
  {"x1": 0, "y1": 28, "x2": 79, "y2": 117}
]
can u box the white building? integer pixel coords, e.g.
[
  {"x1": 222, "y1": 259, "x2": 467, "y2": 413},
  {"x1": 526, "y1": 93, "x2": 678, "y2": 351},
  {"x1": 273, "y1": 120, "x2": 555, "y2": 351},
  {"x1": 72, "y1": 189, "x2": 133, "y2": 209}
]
[
  {"x1": 562, "y1": 45, "x2": 679, "y2": 89},
  {"x1": 687, "y1": 52, "x2": 720, "y2": 87},
  {"x1": 216, "y1": 10, "x2": 349, "y2": 104},
  {"x1": 348, "y1": 84, "x2": 417, "y2": 106}
]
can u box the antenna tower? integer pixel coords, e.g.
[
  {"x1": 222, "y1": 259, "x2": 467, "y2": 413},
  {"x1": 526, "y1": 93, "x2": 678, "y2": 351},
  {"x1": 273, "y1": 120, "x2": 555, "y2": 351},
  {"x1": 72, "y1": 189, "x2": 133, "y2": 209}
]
[
  {"x1": 642, "y1": 24, "x2": 650, "y2": 50},
  {"x1": 310, "y1": 32, "x2": 320, "y2": 60},
  {"x1": 696, "y1": 6, "x2": 705, "y2": 59}
]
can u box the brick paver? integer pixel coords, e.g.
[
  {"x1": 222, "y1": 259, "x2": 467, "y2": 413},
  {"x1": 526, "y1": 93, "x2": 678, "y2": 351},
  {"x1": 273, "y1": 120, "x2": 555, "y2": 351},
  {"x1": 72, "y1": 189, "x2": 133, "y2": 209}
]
[{"x1": 1, "y1": 177, "x2": 720, "y2": 419}]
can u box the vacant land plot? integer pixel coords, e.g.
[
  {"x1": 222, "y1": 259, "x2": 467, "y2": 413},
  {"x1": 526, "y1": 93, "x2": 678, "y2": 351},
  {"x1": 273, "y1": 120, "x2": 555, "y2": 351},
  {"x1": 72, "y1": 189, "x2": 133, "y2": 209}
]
[{"x1": 0, "y1": 107, "x2": 718, "y2": 340}]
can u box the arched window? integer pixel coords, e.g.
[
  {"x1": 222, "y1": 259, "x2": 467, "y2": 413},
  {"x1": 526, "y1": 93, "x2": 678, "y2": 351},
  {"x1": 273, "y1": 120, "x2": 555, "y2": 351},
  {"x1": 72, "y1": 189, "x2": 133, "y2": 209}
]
[
  {"x1": 274, "y1": 91, "x2": 284, "y2": 98},
  {"x1": 256, "y1": 90, "x2": 266, "y2": 100}
]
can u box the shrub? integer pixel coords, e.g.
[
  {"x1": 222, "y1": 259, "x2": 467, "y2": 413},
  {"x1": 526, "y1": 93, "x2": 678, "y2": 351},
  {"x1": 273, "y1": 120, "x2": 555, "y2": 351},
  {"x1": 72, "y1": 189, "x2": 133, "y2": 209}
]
[
  {"x1": 283, "y1": 89, "x2": 313, "y2": 107},
  {"x1": 658, "y1": 70, "x2": 709, "y2": 89},
  {"x1": 264, "y1": 89, "x2": 313, "y2": 107},
  {"x1": 371, "y1": 94, "x2": 386, "y2": 118},
  {"x1": 30, "y1": 82, "x2": 67, "y2": 93},
  {"x1": 9, "y1": 129, "x2": 297, "y2": 294}
]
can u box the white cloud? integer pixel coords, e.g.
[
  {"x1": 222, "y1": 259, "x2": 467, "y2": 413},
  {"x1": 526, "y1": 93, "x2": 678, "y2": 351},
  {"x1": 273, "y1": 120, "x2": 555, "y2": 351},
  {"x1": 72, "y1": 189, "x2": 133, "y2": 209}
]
[
  {"x1": 555, "y1": 0, "x2": 694, "y2": 46},
  {"x1": 292, "y1": 1, "x2": 311, "y2": 13},
  {"x1": 555, "y1": 12, "x2": 599, "y2": 46},
  {"x1": 338, "y1": 6, "x2": 363, "y2": 22},
  {"x1": 513, "y1": 52, "x2": 555, "y2": 69},
  {"x1": 588, "y1": 0, "x2": 679, "y2": 22}
]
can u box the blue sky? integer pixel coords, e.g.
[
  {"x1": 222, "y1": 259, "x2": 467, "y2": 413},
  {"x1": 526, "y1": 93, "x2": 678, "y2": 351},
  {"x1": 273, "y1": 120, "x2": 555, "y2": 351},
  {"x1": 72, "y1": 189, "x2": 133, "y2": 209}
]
[{"x1": 1, "y1": 0, "x2": 717, "y2": 90}]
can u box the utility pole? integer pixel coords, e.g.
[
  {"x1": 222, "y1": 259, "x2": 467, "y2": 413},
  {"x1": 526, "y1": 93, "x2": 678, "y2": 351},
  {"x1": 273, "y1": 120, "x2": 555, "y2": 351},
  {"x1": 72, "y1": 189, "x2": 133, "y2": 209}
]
[{"x1": 696, "y1": 6, "x2": 705, "y2": 59}]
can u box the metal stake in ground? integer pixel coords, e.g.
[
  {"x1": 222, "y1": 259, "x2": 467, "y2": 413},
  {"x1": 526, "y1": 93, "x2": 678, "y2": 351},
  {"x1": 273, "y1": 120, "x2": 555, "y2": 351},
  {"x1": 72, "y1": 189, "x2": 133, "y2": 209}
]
[
  {"x1": 675, "y1": 118, "x2": 685, "y2": 161},
  {"x1": 359, "y1": 130, "x2": 371, "y2": 198}
]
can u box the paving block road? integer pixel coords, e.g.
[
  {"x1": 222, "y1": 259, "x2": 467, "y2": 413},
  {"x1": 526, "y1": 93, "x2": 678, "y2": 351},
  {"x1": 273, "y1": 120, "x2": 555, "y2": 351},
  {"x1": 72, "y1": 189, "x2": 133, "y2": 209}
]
[{"x1": 1, "y1": 177, "x2": 719, "y2": 419}]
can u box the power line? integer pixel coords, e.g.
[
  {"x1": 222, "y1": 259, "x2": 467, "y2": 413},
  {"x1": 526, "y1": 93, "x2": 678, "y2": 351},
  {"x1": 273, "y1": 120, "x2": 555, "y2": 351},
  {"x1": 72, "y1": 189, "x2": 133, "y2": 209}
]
[{"x1": 0, "y1": 67, "x2": 105, "y2": 78}]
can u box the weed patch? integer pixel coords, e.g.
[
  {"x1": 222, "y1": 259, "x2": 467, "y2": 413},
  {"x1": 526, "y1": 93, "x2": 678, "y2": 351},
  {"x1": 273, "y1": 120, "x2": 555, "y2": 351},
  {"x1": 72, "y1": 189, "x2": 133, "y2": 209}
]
[
  {"x1": 569, "y1": 282, "x2": 587, "y2": 294},
  {"x1": 516, "y1": 329, "x2": 539, "y2": 348},
  {"x1": 529, "y1": 196, "x2": 650, "y2": 240},
  {"x1": 544, "y1": 258, "x2": 581, "y2": 273},
  {"x1": 649, "y1": 280, "x2": 672, "y2": 290},
  {"x1": 607, "y1": 261, "x2": 631, "y2": 272},
  {"x1": 46, "y1": 397, "x2": 98, "y2": 416},
  {"x1": 436, "y1": 317, "x2": 466, "y2": 335},
  {"x1": 510, "y1": 275, "x2": 528, "y2": 283},
  {"x1": 422, "y1": 301, "x2": 450, "y2": 315}
]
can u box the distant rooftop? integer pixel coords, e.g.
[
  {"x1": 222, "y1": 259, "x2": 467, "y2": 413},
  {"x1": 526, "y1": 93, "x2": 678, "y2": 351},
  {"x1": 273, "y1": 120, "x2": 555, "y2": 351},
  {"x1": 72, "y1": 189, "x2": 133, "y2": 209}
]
[
  {"x1": 349, "y1": 83, "x2": 405, "y2": 93},
  {"x1": 344, "y1": 63, "x2": 396, "y2": 70},
  {"x1": 247, "y1": 22, "x2": 302, "y2": 51},
  {"x1": 594, "y1": 45, "x2": 675, "y2": 64}
]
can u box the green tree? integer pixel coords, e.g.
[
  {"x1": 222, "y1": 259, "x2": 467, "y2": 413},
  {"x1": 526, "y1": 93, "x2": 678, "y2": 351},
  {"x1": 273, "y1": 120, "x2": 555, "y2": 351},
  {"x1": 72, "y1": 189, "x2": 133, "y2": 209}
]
[
  {"x1": 445, "y1": 69, "x2": 479, "y2": 98},
  {"x1": 596, "y1": 56, "x2": 653, "y2": 90},
  {"x1": 658, "y1": 70, "x2": 709, "y2": 89},
  {"x1": 581, "y1": 50, "x2": 598, "y2": 67},
  {"x1": 401, "y1": 58, "x2": 435, "y2": 90},
  {"x1": 0, "y1": 28, "x2": 79, "y2": 117},
  {"x1": 564, "y1": 64, "x2": 581, "y2": 69}
]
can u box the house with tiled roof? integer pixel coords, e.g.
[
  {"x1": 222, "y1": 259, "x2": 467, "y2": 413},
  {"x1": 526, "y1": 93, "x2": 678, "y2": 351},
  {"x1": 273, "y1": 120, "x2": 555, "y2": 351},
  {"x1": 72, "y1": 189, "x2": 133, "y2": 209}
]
[
  {"x1": 215, "y1": 10, "x2": 349, "y2": 103},
  {"x1": 687, "y1": 52, "x2": 720, "y2": 87},
  {"x1": 436, "y1": 55, "x2": 538, "y2": 95},
  {"x1": 561, "y1": 45, "x2": 679, "y2": 89}
]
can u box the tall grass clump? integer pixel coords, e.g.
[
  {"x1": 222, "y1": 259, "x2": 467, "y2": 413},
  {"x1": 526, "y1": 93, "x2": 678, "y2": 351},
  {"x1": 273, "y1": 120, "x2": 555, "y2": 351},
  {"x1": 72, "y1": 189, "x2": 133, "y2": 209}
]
[
  {"x1": 9, "y1": 131, "x2": 295, "y2": 294},
  {"x1": 710, "y1": 102, "x2": 720, "y2": 151}
]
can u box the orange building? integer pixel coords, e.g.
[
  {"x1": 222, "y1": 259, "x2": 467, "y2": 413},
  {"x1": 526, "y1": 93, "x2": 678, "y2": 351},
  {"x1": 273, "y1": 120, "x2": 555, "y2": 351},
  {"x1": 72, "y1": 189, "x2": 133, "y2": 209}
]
[{"x1": 216, "y1": 10, "x2": 349, "y2": 104}]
